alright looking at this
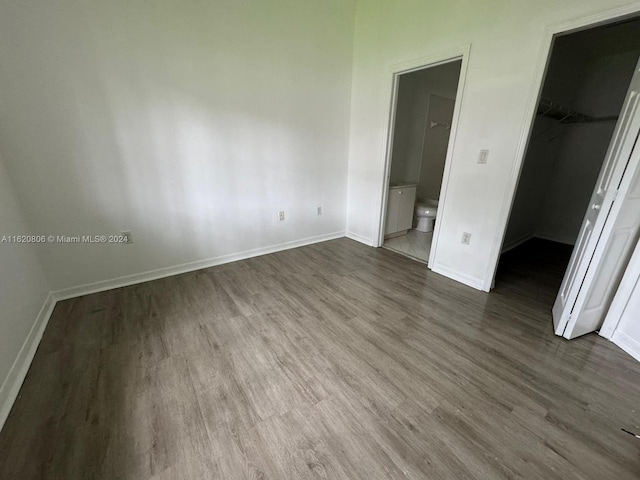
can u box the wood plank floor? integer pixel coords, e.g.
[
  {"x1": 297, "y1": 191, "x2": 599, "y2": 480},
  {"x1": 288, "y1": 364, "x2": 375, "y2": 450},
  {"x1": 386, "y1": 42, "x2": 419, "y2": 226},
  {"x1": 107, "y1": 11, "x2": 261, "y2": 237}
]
[{"x1": 1, "y1": 237, "x2": 639, "y2": 479}]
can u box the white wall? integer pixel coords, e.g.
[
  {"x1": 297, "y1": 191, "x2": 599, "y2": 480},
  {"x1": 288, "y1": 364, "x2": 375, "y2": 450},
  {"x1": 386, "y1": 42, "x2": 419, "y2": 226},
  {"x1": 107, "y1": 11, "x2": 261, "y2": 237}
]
[
  {"x1": 538, "y1": 27, "x2": 640, "y2": 243},
  {"x1": 502, "y1": 116, "x2": 560, "y2": 249},
  {"x1": 345, "y1": 0, "x2": 640, "y2": 288},
  {"x1": 389, "y1": 75, "x2": 421, "y2": 185},
  {"x1": 0, "y1": 154, "x2": 51, "y2": 428},
  {"x1": 389, "y1": 62, "x2": 460, "y2": 186},
  {"x1": 0, "y1": 0, "x2": 355, "y2": 291},
  {"x1": 418, "y1": 95, "x2": 456, "y2": 202},
  {"x1": 535, "y1": 122, "x2": 617, "y2": 243}
]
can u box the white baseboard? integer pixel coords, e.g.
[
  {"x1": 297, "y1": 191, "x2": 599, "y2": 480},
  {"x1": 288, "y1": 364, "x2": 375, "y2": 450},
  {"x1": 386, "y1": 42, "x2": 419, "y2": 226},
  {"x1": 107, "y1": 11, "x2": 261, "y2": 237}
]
[
  {"x1": 501, "y1": 233, "x2": 575, "y2": 255},
  {"x1": 345, "y1": 231, "x2": 376, "y2": 247},
  {"x1": 1, "y1": 231, "x2": 348, "y2": 432},
  {"x1": 429, "y1": 261, "x2": 485, "y2": 291},
  {"x1": 533, "y1": 232, "x2": 576, "y2": 246},
  {"x1": 501, "y1": 234, "x2": 534, "y2": 254},
  {"x1": 612, "y1": 331, "x2": 640, "y2": 363},
  {"x1": 0, "y1": 292, "x2": 56, "y2": 431},
  {"x1": 54, "y1": 231, "x2": 346, "y2": 301}
]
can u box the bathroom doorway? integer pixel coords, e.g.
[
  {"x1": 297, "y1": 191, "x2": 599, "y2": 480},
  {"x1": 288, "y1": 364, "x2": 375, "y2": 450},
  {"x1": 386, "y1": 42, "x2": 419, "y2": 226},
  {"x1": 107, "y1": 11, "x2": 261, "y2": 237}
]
[
  {"x1": 495, "y1": 17, "x2": 640, "y2": 337},
  {"x1": 382, "y1": 59, "x2": 462, "y2": 264}
]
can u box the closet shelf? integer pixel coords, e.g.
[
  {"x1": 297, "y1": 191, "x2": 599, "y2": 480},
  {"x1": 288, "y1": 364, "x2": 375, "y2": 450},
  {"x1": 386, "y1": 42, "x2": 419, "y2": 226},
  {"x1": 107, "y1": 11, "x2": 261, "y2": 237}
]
[{"x1": 536, "y1": 97, "x2": 618, "y2": 124}]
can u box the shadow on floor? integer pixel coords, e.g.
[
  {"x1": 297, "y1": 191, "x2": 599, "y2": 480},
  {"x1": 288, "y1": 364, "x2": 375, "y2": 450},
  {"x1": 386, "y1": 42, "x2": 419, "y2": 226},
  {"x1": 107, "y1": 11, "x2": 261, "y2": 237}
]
[{"x1": 494, "y1": 238, "x2": 574, "y2": 308}]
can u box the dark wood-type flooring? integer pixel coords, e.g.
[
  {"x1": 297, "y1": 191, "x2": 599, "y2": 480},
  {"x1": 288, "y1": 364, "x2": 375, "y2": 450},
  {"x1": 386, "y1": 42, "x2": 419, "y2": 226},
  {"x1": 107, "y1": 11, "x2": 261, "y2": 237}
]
[{"x1": 1, "y1": 237, "x2": 639, "y2": 479}]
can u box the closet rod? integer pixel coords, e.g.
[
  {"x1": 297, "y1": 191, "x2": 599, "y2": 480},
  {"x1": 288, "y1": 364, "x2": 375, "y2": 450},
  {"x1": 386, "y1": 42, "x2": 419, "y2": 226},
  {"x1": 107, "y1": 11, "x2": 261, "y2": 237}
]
[{"x1": 536, "y1": 97, "x2": 618, "y2": 124}]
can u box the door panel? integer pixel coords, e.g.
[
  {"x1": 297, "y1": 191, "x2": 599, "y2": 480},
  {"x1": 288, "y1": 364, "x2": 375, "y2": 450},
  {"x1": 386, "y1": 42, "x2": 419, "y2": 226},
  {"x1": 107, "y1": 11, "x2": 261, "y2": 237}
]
[
  {"x1": 385, "y1": 190, "x2": 400, "y2": 235},
  {"x1": 553, "y1": 219, "x2": 593, "y2": 331},
  {"x1": 553, "y1": 57, "x2": 640, "y2": 337},
  {"x1": 565, "y1": 149, "x2": 640, "y2": 339},
  {"x1": 397, "y1": 187, "x2": 417, "y2": 231},
  {"x1": 570, "y1": 228, "x2": 635, "y2": 338}
]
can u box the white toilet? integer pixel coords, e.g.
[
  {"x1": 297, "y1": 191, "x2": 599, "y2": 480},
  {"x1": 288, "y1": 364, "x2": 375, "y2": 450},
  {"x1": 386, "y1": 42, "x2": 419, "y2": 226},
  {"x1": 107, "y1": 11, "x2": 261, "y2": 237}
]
[{"x1": 414, "y1": 199, "x2": 439, "y2": 232}]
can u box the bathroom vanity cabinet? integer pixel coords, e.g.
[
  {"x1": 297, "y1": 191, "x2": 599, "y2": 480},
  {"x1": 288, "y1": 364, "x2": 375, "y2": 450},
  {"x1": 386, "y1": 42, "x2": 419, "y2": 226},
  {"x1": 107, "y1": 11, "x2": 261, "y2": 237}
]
[{"x1": 385, "y1": 185, "x2": 417, "y2": 237}]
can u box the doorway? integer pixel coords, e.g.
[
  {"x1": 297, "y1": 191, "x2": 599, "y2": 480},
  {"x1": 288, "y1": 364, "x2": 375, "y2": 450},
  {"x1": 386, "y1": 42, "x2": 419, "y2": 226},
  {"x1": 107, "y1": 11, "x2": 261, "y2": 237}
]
[
  {"x1": 382, "y1": 60, "x2": 462, "y2": 263},
  {"x1": 496, "y1": 17, "x2": 640, "y2": 337}
]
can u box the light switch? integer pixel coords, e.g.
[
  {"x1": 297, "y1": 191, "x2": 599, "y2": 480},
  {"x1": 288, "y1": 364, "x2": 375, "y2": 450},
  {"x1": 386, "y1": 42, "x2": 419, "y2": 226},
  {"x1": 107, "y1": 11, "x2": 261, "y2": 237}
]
[{"x1": 478, "y1": 149, "x2": 489, "y2": 164}]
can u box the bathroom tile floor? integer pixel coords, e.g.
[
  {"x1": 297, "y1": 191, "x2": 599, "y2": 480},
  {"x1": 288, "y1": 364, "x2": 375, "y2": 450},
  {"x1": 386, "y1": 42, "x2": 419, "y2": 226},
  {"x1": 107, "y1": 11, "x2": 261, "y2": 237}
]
[{"x1": 384, "y1": 229, "x2": 432, "y2": 263}]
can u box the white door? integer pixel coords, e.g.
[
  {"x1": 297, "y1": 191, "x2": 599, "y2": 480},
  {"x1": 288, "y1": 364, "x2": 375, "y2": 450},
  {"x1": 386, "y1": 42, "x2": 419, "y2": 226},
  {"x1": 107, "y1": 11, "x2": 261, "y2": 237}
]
[
  {"x1": 599, "y1": 236, "x2": 640, "y2": 342},
  {"x1": 553, "y1": 57, "x2": 640, "y2": 338},
  {"x1": 599, "y1": 238, "x2": 640, "y2": 364},
  {"x1": 385, "y1": 190, "x2": 401, "y2": 235},
  {"x1": 565, "y1": 138, "x2": 640, "y2": 338}
]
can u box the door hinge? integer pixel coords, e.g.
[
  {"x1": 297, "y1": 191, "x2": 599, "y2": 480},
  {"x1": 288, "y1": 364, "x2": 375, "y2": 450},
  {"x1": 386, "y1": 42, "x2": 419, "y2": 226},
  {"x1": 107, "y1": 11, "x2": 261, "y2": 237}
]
[{"x1": 612, "y1": 189, "x2": 619, "y2": 201}]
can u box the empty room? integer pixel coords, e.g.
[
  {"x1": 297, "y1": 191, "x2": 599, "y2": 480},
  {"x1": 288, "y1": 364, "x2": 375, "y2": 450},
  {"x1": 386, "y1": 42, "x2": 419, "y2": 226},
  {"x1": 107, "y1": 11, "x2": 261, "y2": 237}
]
[{"x1": 1, "y1": 1, "x2": 640, "y2": 479}]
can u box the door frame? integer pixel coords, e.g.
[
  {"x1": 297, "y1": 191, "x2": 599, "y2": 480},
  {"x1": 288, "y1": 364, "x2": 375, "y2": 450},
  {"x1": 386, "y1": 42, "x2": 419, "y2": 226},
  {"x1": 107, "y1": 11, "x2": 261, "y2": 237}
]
[
  {"x1": 375, "y1": 45, "x2": 471, "y2": 260},
  {"x1": 483, "y1": 4, "x2": 640, "y2": 291}
]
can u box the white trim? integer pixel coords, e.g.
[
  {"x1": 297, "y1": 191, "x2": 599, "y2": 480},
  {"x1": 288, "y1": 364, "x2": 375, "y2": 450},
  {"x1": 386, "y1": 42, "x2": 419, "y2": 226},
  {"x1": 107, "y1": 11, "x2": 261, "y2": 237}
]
[
  {"x1": 500, "y1": 233, "x2": 576, "y2": 255},
  {"x1": 53, "y1": 231, "x2": 346, "y2": 301},
  {"x1": 532, "y1": 232, "x2": 576, "y2": 246},
  {"x1": 387, "y1": 47, "x2": 470, "y2": 76},
  {"x1": 0, "y1": 292, "x2": 56, "y2": 431},
  {"x1": 430, "y1": 261, "x2": 484, "y2": 290},
  {"x1": 346, "y1": 230, "x2": 375, "y2": 246},
  {"x1": 0, "y1": 231, "x2": 347, "y2": 431},
  {"x1": 482, "y1": 3, "x2": 640, "y2": 292},
  {"x1": 375, "y1": 44, "x2": 472, "y2": 251},
  {"x1": 376, "y1": 66, "x2": 401, "y2": 246},
  {"x1": 611, "y1": 331, "x2": 640, "y2": 363},
  {"x1": 427, "y1": 47, "x2": 471, "y2": 269},
  {"x1": 501, "y1": 234, "x2": 535, "y2": 254}
]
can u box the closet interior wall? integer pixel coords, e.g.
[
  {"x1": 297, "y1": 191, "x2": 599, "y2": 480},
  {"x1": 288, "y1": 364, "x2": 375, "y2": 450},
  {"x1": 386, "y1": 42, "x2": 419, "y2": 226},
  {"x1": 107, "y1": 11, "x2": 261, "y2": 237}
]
[{"x1": 503, "y1": 20, "x2": 640, "y2": 251}]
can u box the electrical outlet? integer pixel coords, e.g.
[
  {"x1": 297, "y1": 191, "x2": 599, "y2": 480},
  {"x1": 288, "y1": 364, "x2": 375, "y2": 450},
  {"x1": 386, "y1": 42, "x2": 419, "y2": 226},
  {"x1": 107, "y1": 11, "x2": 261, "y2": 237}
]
[
  {"x1": 316, "y1": 206, "x2": 322, "y2": 216},
  {"x1": 278, "y1": 211, "x2": 285, "y2": 221},
  {"x1": 121, "y1": 230, "x2": 133, "y2": 244},
  {"x1": 478, "y1": 149, "x2": 489, "y2": 164},
  {"x1": 461, "y1": 232, "x2": 471, "y2": 245}
]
